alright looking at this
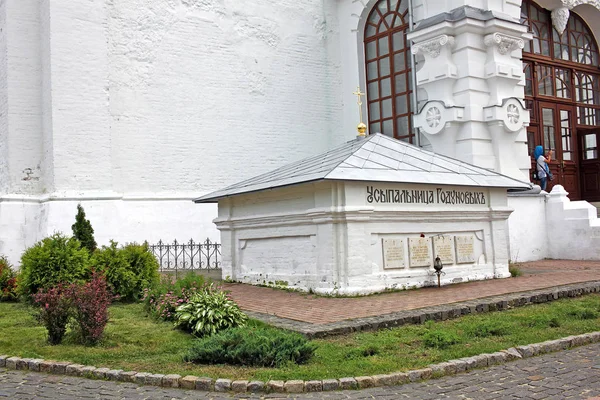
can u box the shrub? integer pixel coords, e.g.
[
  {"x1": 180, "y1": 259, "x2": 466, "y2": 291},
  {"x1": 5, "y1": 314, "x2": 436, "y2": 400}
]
[
  {"x1": 92, "y1": 241, "x2": 159, "y2": 302},
  {"x1": 143, "y1": 272, "x2": 211, "y2": 321},
  {"x1": 422, "y1": 330, "x2": 461, "y2": 349},
  {"x1": 120, "y1": 242, "x2": 159, "y2": 296},
  {"x1": 19, "y1": 234, "x2": 90, "y2": 298},
  {"x1": 509, "y1": 262, "x2": 522, "y2": 277},
  {"x1": 175, "y1": 285, "x2": 247, "y2": 337},
  {"x1": 466, "y1": 321, "x2": 511, "y2": 338},
  {"x1": 68, "y1": 272, "x2": 113, "y2": 345},
  {"x1": 32, "y1": 284, "x2": 72, "y2": 345},
  {"x1": 0, "y1": 256, "x2": 18, "y2": 302},
  {"x1": 71, "y1": 204, "x2": 97, "y2": 253},
  {"x1": 184, "y1": 324, "x2": 315, "y2": 367}
]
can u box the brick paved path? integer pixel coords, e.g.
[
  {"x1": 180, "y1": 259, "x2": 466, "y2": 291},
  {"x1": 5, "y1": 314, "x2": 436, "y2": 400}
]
[
  {"x1": 1, "y1": 343, "x2": 599, "y2": 399},
  {"x1": 225, "y1": 260, "x2": 600, "y2": 324}
]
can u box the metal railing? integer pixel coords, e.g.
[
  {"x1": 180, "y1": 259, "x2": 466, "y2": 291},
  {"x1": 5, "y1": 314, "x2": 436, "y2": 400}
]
[{"x1": 149, "y1": 238, "x2": 221, "y2": 273}]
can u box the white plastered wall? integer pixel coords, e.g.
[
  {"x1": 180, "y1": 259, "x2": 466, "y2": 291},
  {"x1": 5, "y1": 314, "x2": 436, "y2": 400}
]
[{"x1": 0, "y1": 0, "x2": 346, "y2": 264}]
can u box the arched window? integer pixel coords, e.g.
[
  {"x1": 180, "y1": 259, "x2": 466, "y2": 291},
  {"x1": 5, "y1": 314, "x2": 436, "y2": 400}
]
[
  {"x1": 364, "y1": 0, "x2": 413, "y2": 143},
  {"x1": 521, "y1": 0, "x2": 600, "y2": 200}
]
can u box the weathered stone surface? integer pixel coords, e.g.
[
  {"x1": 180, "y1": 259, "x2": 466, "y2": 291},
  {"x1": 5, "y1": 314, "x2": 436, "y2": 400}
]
[
  {"x1": 52, "y1": 361, "x2": 71, "y2": 374},
  {"x1": 488, "y1": 352, "x2": 508, "y2": 365},
  {"x1": 372, "y1": 374, "x2": 394, "y2": 386},
  {"x1": 28, "y1": 359, "x2": 44, "y2": 372},
  {"x1": 231, "y1": 380, "x2": 248, "y2": 392},
  {"x1": 16, "y1": 358, "x2": 31, "y2": 370},
  {"x1": 147, "y1": 374, "x2": 165, "y2": 386},
  {"x1": 502, "y1": 348, "x2": 522, "y2": 360},
  {"x1": 355, "y1": 376, "x2": 375, "y2": 388},
  {"x1": 214, "y1": 378, "x2": 232, "y2": 392},
  {"x1": 339, "y1": 377, "x2": 358, "y2": 390},
  {"x1": 516, "y1": 345, "x2": 534, "y2": 358},
  {"x1": 93, "y1": 367, "x2": 111, "y2": 379},
  {"x1": 284, "y1": 380, "x2": 304, "y2": 393},
  {"x1": 247, "y1": 381, "x2": 264, "y2": 393},
  {"x1": 449, "y1": 360, "x2": 467, "y2": 372},
  {"x1": 6, "y1": 357, "x2": 19, "y2": 370},
  {"x1": 119, "y1": 371, "x2": 137, "y2": 382},
  {"x1": 162, "y1": 374, "x2": 180, "y2": 388},
  {"x1": 106, "y1": 370, "x2": 123, "y2": 381},
  {"x1": 0, "y1": 355, "x2": 7, "y2": 368},
  {"x1": 408, "y1": 368, "x2": 432, "y2": 382},
  {"x1": 65, "y1": 364, "x2": 84, "y2": 376},
  {"x1": 305, "y1": 380, "x2": 322, "y2": 392},
  {"x1": 387, "y1": 371, "x2": 409, "y2": 385},
  {"x1": 133, "y1": 372, "x2": 150, "y2": 384},
  {"x1": 39, "y1": 360, "x2": 54, "y2": 373},
  {"x1": 321, "y1": 379, "x2": 339, "y2": 391},
  {"x1": 195, "y1": 377, "x2": 213, "y2": 391},
  {"x1": 179, "y1": 376, "x2": 198, "y2": 390},
  {"x1": 267, "y1": 380, "x2": 285, "y2": 393},
  {"x1": 79, "y1": 366, "x2": 97, "y2": 377}
]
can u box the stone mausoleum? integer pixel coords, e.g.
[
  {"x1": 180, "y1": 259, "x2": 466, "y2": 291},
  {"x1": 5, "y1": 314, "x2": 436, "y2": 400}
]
[
  {"x1": 195, "y1": 134, "x2": 530, "y2": 294},
  {"x1": 2, "y1": 0, "x2": 600, "y2": 269}
]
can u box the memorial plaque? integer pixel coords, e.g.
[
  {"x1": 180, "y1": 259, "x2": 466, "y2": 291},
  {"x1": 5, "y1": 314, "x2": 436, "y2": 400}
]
[
  {"x1": 408, "y1": 237, "x2": 431, "y2": 268},
  {"x1": 455, "y1": 235, "x2": 475, "y2": 264},
  {"x1": 433, "y1": 236, "x2": 455, "y2": 264},
  {"x1": 382, "y1": 239, "x2": 405, "y2": 269}
]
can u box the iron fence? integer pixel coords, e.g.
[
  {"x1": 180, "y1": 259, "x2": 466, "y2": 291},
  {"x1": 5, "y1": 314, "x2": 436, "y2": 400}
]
[{"x1": 149, "y1": 238, "x2": 221, "y2": 273}]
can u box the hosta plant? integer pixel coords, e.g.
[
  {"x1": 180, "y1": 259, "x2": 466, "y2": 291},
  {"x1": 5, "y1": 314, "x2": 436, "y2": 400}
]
[{"x1": 174, "y1": 285, "x2": 247, "y2": 337}]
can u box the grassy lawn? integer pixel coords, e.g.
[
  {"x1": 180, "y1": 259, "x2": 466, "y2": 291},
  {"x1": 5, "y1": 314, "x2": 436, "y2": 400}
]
[{"x1": 0, "y1": 295, "x2": 599, "y2": 381}]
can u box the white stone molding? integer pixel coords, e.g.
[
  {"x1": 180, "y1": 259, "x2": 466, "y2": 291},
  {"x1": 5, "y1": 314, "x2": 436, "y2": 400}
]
[
  {"x1": 413, "y1": 101, "x2": 465, "y2": 135},
  {"x1": 483, "y1": 98, "x2": 530, "y2": 133},
  {"x1": 484, "y1": 33, "x2": 524, "y2": 55},
  {"x1": 551, "y1": 7, "x2": 570, "y2": 36},
  {"x1": 552, "y1": 1, "x2": 600, "y2": 35},
  {"x1": 411, "y1": 35, "x2": 455, "y2": 58}
]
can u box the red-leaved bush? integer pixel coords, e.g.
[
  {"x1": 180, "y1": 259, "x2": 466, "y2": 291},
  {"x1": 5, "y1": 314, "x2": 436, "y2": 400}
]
[
  {"x1": 68, "y1": 272, "x2": 112, "y2": 345},
  {"x1": 33, "y1": 272, "x2": 112, "y2": 345},
  {"x1": 0, "y1": 256, "x2": 18, "y2": 302},
  {"x1": 33, "y1": 284, "x2": 72, "y2": 345}
]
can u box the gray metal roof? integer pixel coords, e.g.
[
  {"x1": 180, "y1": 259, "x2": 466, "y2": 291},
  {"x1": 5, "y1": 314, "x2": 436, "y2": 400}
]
[{"x1": 194, "y1": 133, "x2": 531, "y2": 203}]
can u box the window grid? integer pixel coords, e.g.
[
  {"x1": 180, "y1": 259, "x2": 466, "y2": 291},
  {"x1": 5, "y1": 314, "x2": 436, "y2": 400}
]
[{"x1": 364, "y1": 0, "x2": 413, "y2": 143}]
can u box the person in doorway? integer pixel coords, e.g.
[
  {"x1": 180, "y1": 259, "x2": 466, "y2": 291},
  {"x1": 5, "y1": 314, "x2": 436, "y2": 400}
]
[{"x1": 534, "y1": 145, "x2": 553, "y2": 191}]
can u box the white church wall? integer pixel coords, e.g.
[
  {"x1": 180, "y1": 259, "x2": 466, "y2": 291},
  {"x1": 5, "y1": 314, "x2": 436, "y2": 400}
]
[
  {"x1": 507, "y1": 193, "x2": 548, "y2": 262},
  {"x1": 3, "y1": 0, "x2": 44, "y2": 195},
  {"x1": 0, "y1": 0, "x2": 345, "y2": 261},
  {"x1": 0, "y1": 195, "x2": 218, "y2": 267},
  {"x1": 0, "y1": 0, "x2": 8, "y2": 196}
]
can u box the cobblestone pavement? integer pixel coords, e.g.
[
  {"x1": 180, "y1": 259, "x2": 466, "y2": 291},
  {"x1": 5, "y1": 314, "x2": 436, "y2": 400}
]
[
  {"x1": 2, "y1": 343, "x2": 599, "y2": 399},
  {"x1": 225, "y1": 260, "x2": 600, "y2": 324}
]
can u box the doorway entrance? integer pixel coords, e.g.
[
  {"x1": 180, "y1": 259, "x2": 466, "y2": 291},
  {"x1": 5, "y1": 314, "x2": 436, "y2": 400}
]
[{"x1": 579, "y1": 129, "x2": 600, "y2": 202}]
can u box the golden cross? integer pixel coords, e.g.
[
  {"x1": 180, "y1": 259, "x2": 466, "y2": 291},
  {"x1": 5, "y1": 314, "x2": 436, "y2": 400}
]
[{"x1": 353, "y1": 86, "x2": 365, "y2": 124}]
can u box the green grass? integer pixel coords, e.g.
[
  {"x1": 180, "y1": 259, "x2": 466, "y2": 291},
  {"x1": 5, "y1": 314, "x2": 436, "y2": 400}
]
[{"x1": 1, "y1": 295, "x2": 599, "y2": 381}]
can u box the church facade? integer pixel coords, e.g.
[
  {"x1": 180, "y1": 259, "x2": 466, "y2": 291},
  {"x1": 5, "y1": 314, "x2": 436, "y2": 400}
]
[{"x1": 1, "y1": 0, "x2": 600, "y2": 265}]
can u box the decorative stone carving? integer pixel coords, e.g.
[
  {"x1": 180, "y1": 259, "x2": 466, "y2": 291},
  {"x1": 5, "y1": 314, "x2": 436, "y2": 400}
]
[
  {"x1": 484, "y1": 33, "x2": 524, "y2": 55},
  {"x1": 483, "y1": 98, "x2": 530, "y2": 133},
  {"x1": 411, "y1": 35, "x2": 455, "y2": 58},
  {"x1": 426, "y1": 107, "x2": 442, "y2": 129},
  {"x1": 551, "y1": 7, "x2": 570, "y2": 36},
  {"x1": 507, "y1": 104, "x2": 520, "y2": 125}
]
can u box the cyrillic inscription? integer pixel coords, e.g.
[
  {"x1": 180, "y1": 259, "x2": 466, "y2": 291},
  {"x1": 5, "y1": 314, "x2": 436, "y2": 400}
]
[
  {"x1": 433, "y1": 236, "x2": 454, "y2": 264},
  {"x1": 455, "y1": 235, "x2": 475, "y2": 264},
  {"x1": 408, "y1": 237, "x2": 431, "y2": 268},
  {"x1": 366, "y1": 186, "x2": 486, "y2": 206}
]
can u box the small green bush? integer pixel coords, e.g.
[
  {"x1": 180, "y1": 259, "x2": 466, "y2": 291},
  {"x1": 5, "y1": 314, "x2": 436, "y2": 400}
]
[
  {"x1": 175, "y1": 285, "x2": 247, "y2": 337},
  {"x1": 184, "y1": 323, "x2": 316, "y2": 367},
  {"x1": 19, "y1": 234, "x2": 91, "y2": 298},
  {"x1": 92, "y1": 241, "x2": 159, "y2": 302},
  {"x1": 71, "y1": 204, "x2": 97, "y2": 254},
  {"x1": 0, "y1": 256, "x2": 18, "y2": 302},
  {"x1": 466, "y1": 321, "x2": 511, "y2": 338},
  {"x1": 422, "y1": 330, "x2": 461, "y2": 349},
  {"x1": 567, "y1": 307, "x2": 599, "y2": 320},
  {"x1": 143, "y1": 272, "x2": 211, "y2": 321},
  {"x1": 508, "y1": 262, "x2": 522, "y2": 277},
  {"x1": 524, "y1": 315, "x2": 561, "y2": 328}
]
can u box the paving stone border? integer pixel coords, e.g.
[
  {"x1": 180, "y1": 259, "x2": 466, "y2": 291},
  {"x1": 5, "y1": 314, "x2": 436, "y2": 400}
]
[
  {"x1": 247, "y1": 281, "x2": 600, "y2": 338},
  {"x1": 1, "y1": 331, "x2": 599, "y2": 393}
]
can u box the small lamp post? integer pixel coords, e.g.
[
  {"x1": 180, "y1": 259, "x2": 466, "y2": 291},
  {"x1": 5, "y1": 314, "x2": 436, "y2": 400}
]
[{"x1": 433, "y1": 256, "x2": 444, "y2": 288}]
